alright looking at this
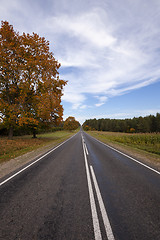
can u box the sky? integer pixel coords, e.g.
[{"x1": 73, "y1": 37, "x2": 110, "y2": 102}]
[{"x1": 1, "y1": 0, "x2": 160, "y2": 124}]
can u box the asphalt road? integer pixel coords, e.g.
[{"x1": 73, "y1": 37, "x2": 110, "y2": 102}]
[{"x1": 0, "y1": 130, "x2": 160, "y2": 240}]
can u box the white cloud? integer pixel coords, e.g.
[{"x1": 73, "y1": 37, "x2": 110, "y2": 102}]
[
  {"x1": 76, "y1": 109, "x2": 160, "y2": 124},
  {"x1": 80, "y1": 105, "x2": 87, "y2": 109},
  {"x1": 100, "y1": 109, "x2": 160, "y2": 119},
  {"x1": 62, "y1": 84, "x2": 86, "y2": 110},
  {"x1": 55, "y1": 2, "x2": 160, "y2": 108},
  {"x1": 1, "y1": 0, "x2": 160, "y2": 113},
  {"x1": 95, "y1": 96, "x2": 108, "y2": 107},
  {"x1": 62, "y1": 11, "x2": 116, "y2": 48},
  {"x1": 95, "y1": 103, "x2": 105, "y2": 107}
]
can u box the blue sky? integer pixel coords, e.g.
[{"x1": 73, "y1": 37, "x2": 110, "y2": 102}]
[{"x1": 1, "y1": 0, "x2": 160, "y2": 124}]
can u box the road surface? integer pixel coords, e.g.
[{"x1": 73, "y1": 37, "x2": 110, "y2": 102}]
[{"x1": 0, "y1": 131, "x2": 160, "y2": 239}]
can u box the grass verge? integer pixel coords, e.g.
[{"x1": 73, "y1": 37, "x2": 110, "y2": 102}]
[
  {"x1": 87, "y1": 131, "x2": 160, "y2": 165},
  {"x1": 0, "y1": 131, "x2": 75, "y2": 164}
]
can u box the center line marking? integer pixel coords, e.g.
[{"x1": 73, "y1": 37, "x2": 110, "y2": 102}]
[
  {"x1": 90, "y1": 165, "x2": 115, "y2": 240},
  {"x1": 82, "y1": 134, "x2": 115, "y2": 240},
  {"x1": 84, "y1": 143, "x2": 89, "y2": 155},
  {"x1": 82, "y1": 138, "x2": 102, "y2": 240}
]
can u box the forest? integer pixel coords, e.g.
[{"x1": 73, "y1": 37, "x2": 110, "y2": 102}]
[{"x1": 83, "y1": 113, "x2": 160, "y2": 133}]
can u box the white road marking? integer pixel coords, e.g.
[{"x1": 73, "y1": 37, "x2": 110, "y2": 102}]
[
  {"x1": 81, "y1": 134, "x2": 85, "y2": 143},
  {"x1": 81, "y1": 133, "x2": 88, "y2": 154},
  {"x1": 0, "y1": 133, "x2": 78, "y2": 187},
  {"x1": 88, "y1": 134, "x2": 160, "y2": 175},
  {"x1": 84, "y1": 143, "x2": 89, "y2": 155},
  {"x1": 82, "y1": 138, "x2": 102, "y2": 240},
  {"x1": 90, "y1": 165, "x2": 115, "y2": 240}
]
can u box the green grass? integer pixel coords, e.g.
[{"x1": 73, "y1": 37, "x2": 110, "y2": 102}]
[
  {"x1": 87, "y1": 131, "x2": 160, "y2": 156},
  {"x1": 0, "y1": 131, "x2": 75, "y2": 163}
]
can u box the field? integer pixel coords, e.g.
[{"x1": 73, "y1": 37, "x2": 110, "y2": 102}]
[
  {"x1": 1, "y1": 130, "x2": 160, "y2": 165},
  {"x1": 0, "y1": 131, "x2": 75, "y2": 163},
  {"x1": 88, "y1": 131, "x2": 160, "y2": 157}
]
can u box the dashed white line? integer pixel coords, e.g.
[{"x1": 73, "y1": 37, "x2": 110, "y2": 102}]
[{"x1": 84, "y1": 143, "x2": 89, "y2": 155}]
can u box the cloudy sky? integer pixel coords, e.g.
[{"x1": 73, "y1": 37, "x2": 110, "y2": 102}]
[{"x1": 1, "y1": 0, "x2": 160, "y2": 123}]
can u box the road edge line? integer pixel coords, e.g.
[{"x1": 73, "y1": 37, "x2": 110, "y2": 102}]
[
  {"x1": 0, "y1": 133, "x2": 78, "y2": 187},
  {"x1": 86, "y1": 133, "x2": 160, "y2": 175}
]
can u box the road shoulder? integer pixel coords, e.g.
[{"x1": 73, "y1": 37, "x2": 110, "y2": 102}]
[
  {"x1": 0, "y1": 132, "x2": 77, "y2": 180},
  {"x1": 86, "y1": 132, "x2": 160, "y2": 172}
]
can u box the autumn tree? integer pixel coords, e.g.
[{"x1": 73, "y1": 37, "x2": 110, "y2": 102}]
[
  {"x1": 0, "y1": 21, "x2": 67, "y2": 138},
  {"x1": 83, "y1": 125, "x2": 92, "y2": 131},
  {"x1": 0, "y1": 21, "x2": 23, "y2": 138},
  {"x1": 63, "y1": 116, "x2": 80, "y2": 131},
  {"x1": 18, "y1": 32, "x2": 66, "y2": 138}
]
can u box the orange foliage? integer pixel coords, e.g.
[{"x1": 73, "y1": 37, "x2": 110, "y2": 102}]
[
  {"x1": 0, "y1": 21, "x2": 67, "y2": 138},
  {"x1": 63, "y1": 116, "x2": 80, "y2": 130}
]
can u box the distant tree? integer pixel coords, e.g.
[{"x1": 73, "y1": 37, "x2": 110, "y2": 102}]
[
  {"x1": 129, "y1": 128, "x2": 135, "y2": 133},
  {"x1": 156, "y1": 113, "x2": 160, "y2": 132},
  {"x1": 63, "y1": 116, "x2": 80, "y2": 130},
  {"x1": 83, "y1": 125, "x2": 92, "y2": 131}
]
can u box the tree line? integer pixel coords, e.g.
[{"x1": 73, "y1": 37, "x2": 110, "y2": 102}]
[
  {"x1": 0, "y1": 115, "x2": 80, "y2": 136},
  {"x1": 83, "y1": 113, "x2": 160, "y2": 133},
  {"x1": 0, "y1": 21, "x2": 67, "y2": 138}
]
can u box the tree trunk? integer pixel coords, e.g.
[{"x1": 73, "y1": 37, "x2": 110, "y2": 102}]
[
  {"x1": 8, "y1": 126, "x2": 13, "y2": 139},
  {"x1": 32, "y1": 129, "x2": 37, "y2": 138}
]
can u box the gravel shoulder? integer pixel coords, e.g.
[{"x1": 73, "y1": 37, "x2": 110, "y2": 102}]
[
  {"x1": 0, "y1": 141, "x2": 63, "y2": 179},
  {"x1": 92, "y1": 138, "x2": 160, "y2": 172}
]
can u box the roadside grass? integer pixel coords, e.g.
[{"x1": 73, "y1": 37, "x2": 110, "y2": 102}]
[
  {"x1": 87, "y1": 131, "x2": 160, "y2": 163},
  {"x1": 0, "y1": 131, "x2": 75, "y2": 164}
]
